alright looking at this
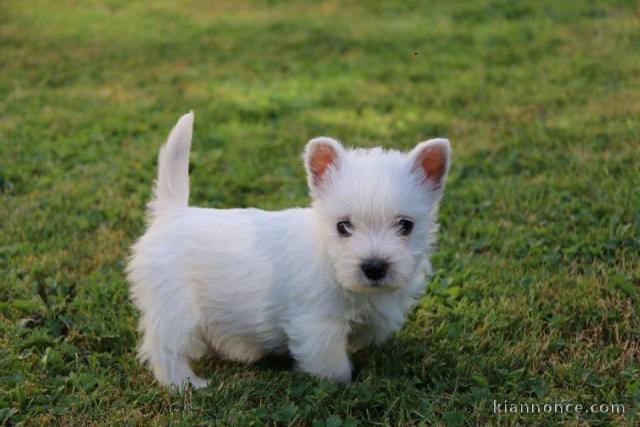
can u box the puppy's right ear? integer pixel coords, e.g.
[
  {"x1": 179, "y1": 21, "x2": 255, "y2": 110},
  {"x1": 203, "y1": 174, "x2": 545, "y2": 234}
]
[
  {"x1": 304, "y1": 137, "x2": 344, "y2": 193},
  {"x1": 409, "y1": 138, "x2": 451, "y2": 195}
]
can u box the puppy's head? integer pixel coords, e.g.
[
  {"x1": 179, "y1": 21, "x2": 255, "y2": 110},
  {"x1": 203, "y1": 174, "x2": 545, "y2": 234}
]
[{"x1": 304, "y1": 137, "x2": 451, "y2": 294}]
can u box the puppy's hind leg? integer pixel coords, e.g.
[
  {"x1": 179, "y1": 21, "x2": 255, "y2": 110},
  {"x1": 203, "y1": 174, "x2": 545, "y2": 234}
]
[
  {"x1": 217, "y1": 336, "x2": 265, "y2": 364},
  {"x1": 147, "y1": 347, "x2": 209, "y2": 390},
  {"x1": 135, "y1": 281, "x2": 209, "y2": 390}
]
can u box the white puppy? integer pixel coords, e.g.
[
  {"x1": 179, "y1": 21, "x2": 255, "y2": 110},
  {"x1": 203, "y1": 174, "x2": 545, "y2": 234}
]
[{"x1": 127, "y1": 112, "x2": 451, "y2": 389}]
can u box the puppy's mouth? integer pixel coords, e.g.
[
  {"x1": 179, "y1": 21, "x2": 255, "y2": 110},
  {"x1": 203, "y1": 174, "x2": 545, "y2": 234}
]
[
  {"x1": 347, "y1": 276, "x2": 402, "y2": 294},
  {"x1": 369, "y1": 279, "x2": 389, "y2": 288}
]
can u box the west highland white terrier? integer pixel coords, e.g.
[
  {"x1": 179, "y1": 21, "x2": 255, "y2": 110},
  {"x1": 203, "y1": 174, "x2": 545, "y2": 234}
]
[{"x1": 127, "y1": 112, "x2": 451, "y2": 389}]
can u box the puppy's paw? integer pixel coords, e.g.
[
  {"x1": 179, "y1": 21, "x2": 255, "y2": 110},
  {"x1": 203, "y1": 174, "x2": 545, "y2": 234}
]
[
  {"x1": 332, "y1": 368, "x2": 353, "y2": 386},
  {"x1": 296, "y1": 355, "x2": 352, "y2": 385},
  {"x1": 188, "y1": 376, "x2": 210, "y2": 390}
]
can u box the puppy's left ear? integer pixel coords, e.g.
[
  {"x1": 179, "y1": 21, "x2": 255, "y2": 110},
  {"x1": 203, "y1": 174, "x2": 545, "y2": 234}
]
[
  {"x1": 409, "y1": 138, "x2": 451, "y2": 195},
  {"x1": 304, "y1": 137, "x2": 344, "y2": 194}
]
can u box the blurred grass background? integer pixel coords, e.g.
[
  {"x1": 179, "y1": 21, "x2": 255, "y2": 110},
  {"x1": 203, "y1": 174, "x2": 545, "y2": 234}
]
[{"x1": 1, "y1": 0, "x2": 639, "y2": 425}]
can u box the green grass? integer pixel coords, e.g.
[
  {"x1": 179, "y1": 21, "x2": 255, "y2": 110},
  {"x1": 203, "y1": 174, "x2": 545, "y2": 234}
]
[{"x1": 1, "y1": 0, "x2": 639, "y2": 425}]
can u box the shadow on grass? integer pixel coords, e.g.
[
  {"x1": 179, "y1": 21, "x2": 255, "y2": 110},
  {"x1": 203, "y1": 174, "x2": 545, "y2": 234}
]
[
  {"x1": 194, "y1": 333, "x2": 456, "y2": 386},
  {"x1": 254, "y1": 352, "x2": 296, "y2": 373}
]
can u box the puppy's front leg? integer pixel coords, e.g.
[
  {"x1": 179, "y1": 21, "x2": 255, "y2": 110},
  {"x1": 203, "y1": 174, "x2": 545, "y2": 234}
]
[
  {"x1": 348, "y1": 323, "x2": 378, "y2": 352},
  {"x1": 289, "y1": 320, "x2": 352, "y2": 384},
  {"x1": 348, "y1": 322, "x2": 396, "y2": 352}
]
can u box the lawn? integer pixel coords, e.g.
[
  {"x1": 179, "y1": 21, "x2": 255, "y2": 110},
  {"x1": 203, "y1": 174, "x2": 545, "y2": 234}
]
[{"x1": 1, "y1": 0, "x2": 639, "y2": 425}]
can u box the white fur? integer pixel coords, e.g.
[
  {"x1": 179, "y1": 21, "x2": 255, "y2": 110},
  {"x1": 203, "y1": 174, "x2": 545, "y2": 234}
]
[{"x1": 127, "y1": 112, "x2": 451, "y2": 389}]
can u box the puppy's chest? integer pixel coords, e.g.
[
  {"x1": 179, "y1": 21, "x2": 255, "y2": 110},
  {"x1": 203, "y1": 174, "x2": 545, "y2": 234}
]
[{"x1": 343, "y1": 298, "x2": 397, "y2": 326}]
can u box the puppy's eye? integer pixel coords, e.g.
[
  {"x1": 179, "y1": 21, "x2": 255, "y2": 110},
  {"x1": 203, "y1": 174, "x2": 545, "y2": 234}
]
[
  {"x1": 396, "y1": 218, "x2": 414, "y2": 236},
  {"x1": 336, "y1": 220, "x2": 353, "y2": 237}
]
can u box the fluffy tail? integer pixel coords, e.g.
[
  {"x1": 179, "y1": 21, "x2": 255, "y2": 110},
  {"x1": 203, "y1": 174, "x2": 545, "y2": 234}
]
[{"x1": 148, "y1": 111, "x2": 194, "y2": 219}]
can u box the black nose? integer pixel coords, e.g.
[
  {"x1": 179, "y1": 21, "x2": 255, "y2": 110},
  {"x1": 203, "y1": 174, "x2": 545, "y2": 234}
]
[{"x1": 360, "y1": 258, "x2": 389, "y2": 281}]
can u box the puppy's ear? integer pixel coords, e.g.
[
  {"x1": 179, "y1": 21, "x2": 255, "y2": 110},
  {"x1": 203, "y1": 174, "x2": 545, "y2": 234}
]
[
  {"x1": 409, "y1": 138, "x2": 451, "y2": 194},
  {"x1": 304, "y1": 137, "x2": 344, "y2": 192}
]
